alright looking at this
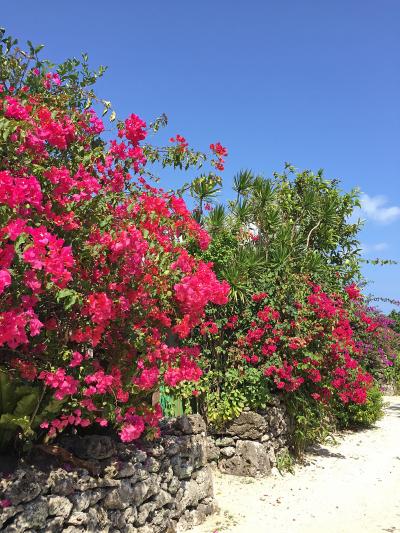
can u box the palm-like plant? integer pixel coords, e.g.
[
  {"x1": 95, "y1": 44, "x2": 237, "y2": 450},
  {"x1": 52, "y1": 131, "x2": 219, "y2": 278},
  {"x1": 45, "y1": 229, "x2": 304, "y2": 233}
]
[
  {"x1": 190, "y1": 175, "x2": 221, "y2": 219},
  {"x1": 206, "y1": 204, "x2": 226, "y2": 235},
  {"x1": 202, "y1": 166, "x2": 362, "y2": 294},
  {"x1": 220, "y1": 245, "x2": 266, "y2": 303},
  {"x1": 229, "y1": 198, "x2": 252, "y2": 227},
  {"x1": 233, "y1": 169, "x2": 254, "y2": 202}
]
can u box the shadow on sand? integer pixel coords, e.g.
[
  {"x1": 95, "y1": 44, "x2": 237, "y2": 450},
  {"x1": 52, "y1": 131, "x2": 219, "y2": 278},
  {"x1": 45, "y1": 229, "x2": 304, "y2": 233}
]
[
  {"x1": 306, "y1": 443, "x2": 346, "y2": 459},
  {"x1": 385, "y1": 402, "x2": 400, "y2": 418}
]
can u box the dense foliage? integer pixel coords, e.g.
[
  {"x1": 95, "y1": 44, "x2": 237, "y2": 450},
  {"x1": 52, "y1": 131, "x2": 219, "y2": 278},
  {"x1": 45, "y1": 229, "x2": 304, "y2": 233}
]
[
  {"x1": 388, "y1": 310, "x2": 400, "y2": 334},
  {"x1": 177, "y1": 170, "x2": 389, "y2": 449},
  {"x1": 0, "y1": 32, "x2": 229, "y2": 449},
  {"x1": 0, "y1": 31, "x2": 396, "y2": 456},
  {"x1": 357, "y1": 307, "x2": 400, "y2": 382},
  {"x1": 196, "y1": 167, "x2": 362, "y2": 300}
]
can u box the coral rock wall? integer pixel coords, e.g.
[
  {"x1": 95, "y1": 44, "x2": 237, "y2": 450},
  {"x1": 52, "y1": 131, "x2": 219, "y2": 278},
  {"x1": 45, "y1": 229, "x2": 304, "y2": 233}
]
[
  {"x1": 0, "y1": 415, "x2": 214, "y2": 533},
  {"x1": 207, "y1": 399, "x2": 292, "y2": 477}
]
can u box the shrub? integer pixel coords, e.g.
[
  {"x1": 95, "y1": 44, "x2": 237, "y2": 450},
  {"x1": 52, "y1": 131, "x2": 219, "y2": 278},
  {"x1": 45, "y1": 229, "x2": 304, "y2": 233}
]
[
  {"x1": 175, "y1": 366, "x2": 271, "y2": 426},
  {"x1": 356, "y1": 306, "x2": 400, "y2": 387},
  {"x1": 187, "y1": 279, "x2": 376, "y2": 427},
  {"x1": 186, "y1": 168, "x2": 385, "y2": 438},
  {"x1": 285, "y1": 391, "x2": 335, "y2": 457},
  {"x1": 0, "y1": 31, "x2": 229, "y2": 447},
  {"x1": 0, "y1": 367, "x2": 62, "y2": 451},
  {"x1": 383, "y1": 352, "x2": 400, "y2": 394},
  {"x1": 388, "y1": 310, "x2": 400, "y2": 334},
  {"x1": 334, "y1": 385, "x2": 384, "y2": 429},
  {"x1": 198, "y1": 167, "x2": 363, "y2": 301}
]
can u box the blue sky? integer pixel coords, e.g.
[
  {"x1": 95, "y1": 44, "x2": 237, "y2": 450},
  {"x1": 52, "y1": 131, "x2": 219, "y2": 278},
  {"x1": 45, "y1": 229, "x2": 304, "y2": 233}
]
[{"x1": 2, "y1": 0, "x2": 399, "y2": 310}]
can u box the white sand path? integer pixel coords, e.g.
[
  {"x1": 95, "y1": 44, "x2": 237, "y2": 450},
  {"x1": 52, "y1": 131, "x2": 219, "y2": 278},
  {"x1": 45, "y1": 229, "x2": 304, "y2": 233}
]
[{"x1": 191, "y1": 396, "x2": 400, "y2": 533}]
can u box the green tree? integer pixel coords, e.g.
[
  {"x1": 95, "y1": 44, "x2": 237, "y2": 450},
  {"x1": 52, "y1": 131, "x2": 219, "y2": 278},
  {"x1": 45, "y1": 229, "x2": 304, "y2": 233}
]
[{"x1": 389, "y1": 310, "x2": 400, "y2": 334}]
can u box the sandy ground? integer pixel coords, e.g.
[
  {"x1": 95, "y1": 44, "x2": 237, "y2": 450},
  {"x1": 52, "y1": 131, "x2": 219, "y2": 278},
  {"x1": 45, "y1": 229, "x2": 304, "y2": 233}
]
[{"x1": 191, "y1": 396, "x2": 400, "y2": 533}]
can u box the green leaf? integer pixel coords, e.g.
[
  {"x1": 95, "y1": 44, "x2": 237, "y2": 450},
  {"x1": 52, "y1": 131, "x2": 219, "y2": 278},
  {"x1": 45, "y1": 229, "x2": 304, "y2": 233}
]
[
  {"x1": 56, "y1": 288, "x2": 82, "y2": 310},
  {"x1": 0, "y1": 414, "x2": 31, "y2": 433},
  {"x1": 32, "y1": 398, "x2": 64, "y2": 429},
  {"x1": 0, "y1": 369, "x2": 16, "y2": 414},
  {"x1": 14, "y1": 391, "x2": 40, "y2": 417}
]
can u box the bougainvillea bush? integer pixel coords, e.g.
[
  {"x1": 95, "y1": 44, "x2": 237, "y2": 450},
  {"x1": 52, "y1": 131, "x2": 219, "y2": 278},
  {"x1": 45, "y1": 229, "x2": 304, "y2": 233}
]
[
  {"x1": 357, "y1": 307, "x2": 400, "y2": 392},
  {"x1": 172, "y1": 169, "x2": 386, "y2": 449},
  {"x1": 187, "y1": 280, "x2": 383, "y2": 453},
  {"x1": 0, "y1": 32, "x2": 229, "y2": 449},
  {"x1": 180, "y1": 278, "x2": 378, "y2": 419}
]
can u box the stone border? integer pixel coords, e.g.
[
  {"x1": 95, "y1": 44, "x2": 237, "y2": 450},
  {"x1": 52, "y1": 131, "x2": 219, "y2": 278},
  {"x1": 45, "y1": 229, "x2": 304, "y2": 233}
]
[
  {"x1": 0, "y1": 402, "x2": 293, "y2": 532},
  {"x1": 0, "y1": 415, "x2": 214, "y2": 533},
  {"x1": 206, "y1": 400, "x2": 292, "y2": 477}
]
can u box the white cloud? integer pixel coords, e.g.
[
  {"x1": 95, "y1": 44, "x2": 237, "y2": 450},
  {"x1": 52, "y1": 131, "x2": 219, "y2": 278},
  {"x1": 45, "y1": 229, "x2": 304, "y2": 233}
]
[
  {"x1": 360, "y1": 242, "x2": 389, "y2": 254},
  {"x1": 372, "y1": 242, "x2": 389, "y2": 251},
  {"x1": 360, "y1": 194, "x2": 400, "y2": 224}
]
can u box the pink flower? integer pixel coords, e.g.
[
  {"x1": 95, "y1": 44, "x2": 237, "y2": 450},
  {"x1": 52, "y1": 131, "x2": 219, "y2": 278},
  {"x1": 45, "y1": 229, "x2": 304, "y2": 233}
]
[
  {"x1": 69, "y1": 351, "x2": 84, "y2": 368},
  {"x1": 0, "y1": 269, "x2": 11, "y2": 294},
  {"x1": 308, "y1": 369, "x2": 322, "y2": 383},
  {"x1": 120, "y1": 114, "x2": 147, "y2": 146},
  {"x1": 134, "y1": 366, "x2": 159, "y2": 390},
  {"x1": 173, "y1": 262, "x2": 229, "y2": 334},
  {"x1": 4, "y1": 96, "x2": 29, "y2": 120},
  {"x1": 252, "y1": 292, "x2": 268, "y2": 302},
  {"x1": 119, "y1": 415, "x2": 145, "y2": 442},
  {"x1": 39, "y1": 368, "x2": 79, "y2": 400},
  {"x1": 210, "y1": 142, "x2": 228, "y2": 171},
  {"x1": 0, "y1": 171, "x2": 42, "y2": 209},
  {"x1": 36, "y1": 107, "x2": 75, "y2": 149},
  {"x1": 5, "y1": 219, "x2": 27, "y2": 240},
  {"x1": 164, "y1": 367, "x2": 182, "y2": 387},
  {"x1": 200, "y1": 321, "x2": 218, "y2": 335},
  {"x1": 52, "y1": 73, "x2": 61, "y2": 86},
  {"x1": 24, "y1": 270, "x2": 42, "y2": 292},
  {"x1": 86, "y1": 293, "x2": 113, "y2": 324},
  {"x1": 345, "y1": 283, "x2": 361, "y2": 300},
  {"x1": 0, "y1": 499, "x2": 12, "y2": 509},
  {"x1": 29, "y1": 316, "x2": 44, "y2": 336}
]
